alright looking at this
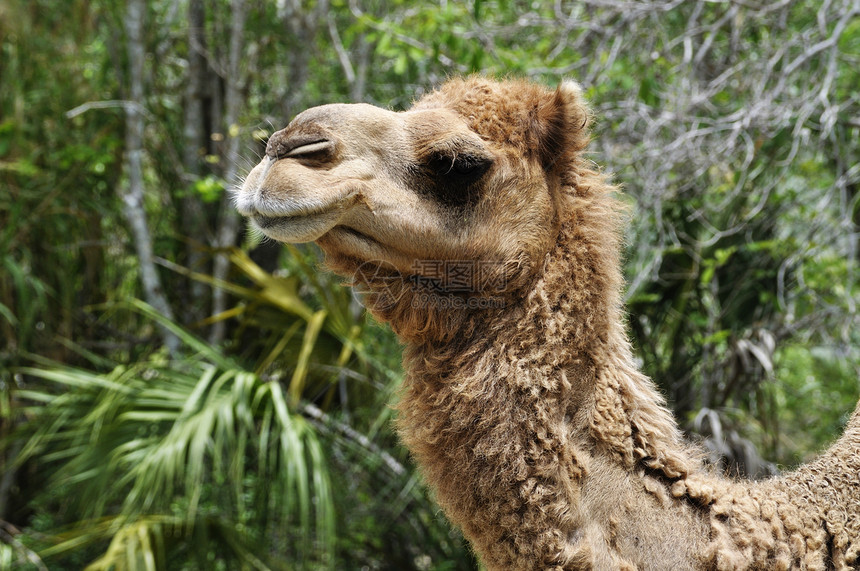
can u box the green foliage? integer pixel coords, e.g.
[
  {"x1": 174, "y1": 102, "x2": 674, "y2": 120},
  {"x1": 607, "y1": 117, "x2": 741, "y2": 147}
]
[
  {"x1": 772, "y1": 345, "x2": 860, "y2": 464},
  {"x1": 191, "y1": 176, "x2": 226, "y2": 204},
  {"x1": 16, "y1": 348, "x2": 334, "y2": 569}
]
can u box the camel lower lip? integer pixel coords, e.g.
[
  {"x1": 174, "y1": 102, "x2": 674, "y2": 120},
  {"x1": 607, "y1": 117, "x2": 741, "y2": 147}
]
[
  {"x1": 251, "y1": 210, "x2": 342, "y2": 243},
  {"x1": 254, "y1": 214, "x2": 295, "y2": 229}
]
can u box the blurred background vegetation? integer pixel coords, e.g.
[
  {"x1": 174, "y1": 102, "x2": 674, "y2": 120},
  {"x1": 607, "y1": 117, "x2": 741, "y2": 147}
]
[{"x1": 1, "y1": 0, "x2": 858, "y2": 569}]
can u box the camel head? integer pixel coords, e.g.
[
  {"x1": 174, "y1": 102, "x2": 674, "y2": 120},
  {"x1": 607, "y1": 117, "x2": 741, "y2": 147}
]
[{"x1": 237, "y1": 77, "x2": 592, "y2": 340}]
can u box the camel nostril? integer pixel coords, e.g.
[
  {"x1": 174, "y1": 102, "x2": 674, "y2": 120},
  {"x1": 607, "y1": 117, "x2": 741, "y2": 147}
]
[
  {"x1": 266, "y1": 130, "x2": 334, "y2": 160},
  {"x1": 285, "y1": 140, "x2": 333, "y2": 157}
]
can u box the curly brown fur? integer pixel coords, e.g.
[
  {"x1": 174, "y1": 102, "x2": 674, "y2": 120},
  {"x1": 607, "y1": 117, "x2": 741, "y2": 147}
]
[{"x1": 237, "y1": 76, "x2": 860, "y2": 570}]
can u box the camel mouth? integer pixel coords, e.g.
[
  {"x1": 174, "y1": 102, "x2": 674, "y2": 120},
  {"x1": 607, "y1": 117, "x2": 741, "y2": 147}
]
[
  {"x1": 251, "y1": 209, "x2": 342, "y2": 243},
  {"x1": 245, "y1": 182, "x2": 364, "y2": 243},
  {"x1": 253, "y1": 214, "x2": 297, "y2": 229}
]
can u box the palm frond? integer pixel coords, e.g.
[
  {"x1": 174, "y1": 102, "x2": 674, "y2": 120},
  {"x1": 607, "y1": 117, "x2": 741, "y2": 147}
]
[{"x1": 15, "y1": 349, "x2": 334, "y2": 568}]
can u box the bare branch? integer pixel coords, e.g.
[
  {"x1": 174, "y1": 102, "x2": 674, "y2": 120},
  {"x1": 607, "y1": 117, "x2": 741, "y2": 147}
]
[
  {"x1": 328, "y1": 13, "x2": 355, "y2": 84},
  {"x1": 65, "y1": 99, "x2": 145, "y2": 119}
]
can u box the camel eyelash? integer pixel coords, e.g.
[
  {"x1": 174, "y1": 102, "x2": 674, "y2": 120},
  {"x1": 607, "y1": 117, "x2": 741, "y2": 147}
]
[
  {"x1": 415, "y1": 152, "x2": 493, "y2": 210},
  {"x1": 427, "y1": 152, "x2": 493, "y2": 179}
]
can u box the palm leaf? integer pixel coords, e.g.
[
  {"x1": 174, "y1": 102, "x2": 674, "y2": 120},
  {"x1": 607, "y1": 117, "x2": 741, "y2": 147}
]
[{"x1": 15, "y1": 347, "x2": 335, "y2": 568}]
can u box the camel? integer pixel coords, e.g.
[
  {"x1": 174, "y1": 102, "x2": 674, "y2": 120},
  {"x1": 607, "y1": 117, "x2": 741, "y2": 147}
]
[{"x1": 236, "y1": 77, "x2": 860, "y2": 570}]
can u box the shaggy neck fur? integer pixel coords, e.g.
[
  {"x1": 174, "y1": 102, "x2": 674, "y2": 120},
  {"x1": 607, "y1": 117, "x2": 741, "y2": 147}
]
[{"x1": 362, "y1": 163, "x2": 860, "y2": 570}]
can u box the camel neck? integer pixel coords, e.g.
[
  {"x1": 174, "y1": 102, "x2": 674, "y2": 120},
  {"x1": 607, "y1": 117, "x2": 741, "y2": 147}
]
[
  {"x1": 394, "y1": 221, "x2": 698, "y2": 568},
  {"x1": 400, "y1": 262, "x2": 693, "y2": 473},
  {"x1": 399, "y1": 194, "x2": 697, "y2": 463}
]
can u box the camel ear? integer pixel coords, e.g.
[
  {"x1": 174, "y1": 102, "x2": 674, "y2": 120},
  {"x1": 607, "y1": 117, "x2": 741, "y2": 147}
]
[{"x1": 533, "y1": 80, "x2": 589, "y2": 170}]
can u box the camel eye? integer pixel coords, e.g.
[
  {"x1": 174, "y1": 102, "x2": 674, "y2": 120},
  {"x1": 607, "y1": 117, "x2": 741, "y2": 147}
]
[
  {"x1": 415, "y1": 147, "x2": 493, "y2": 209},
  {"x1": 430, "y1": 153, "x2": 492, "y2": 180},
  {"x1": 452, "y1": 154, "x2": 491, "y2": 176}
]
